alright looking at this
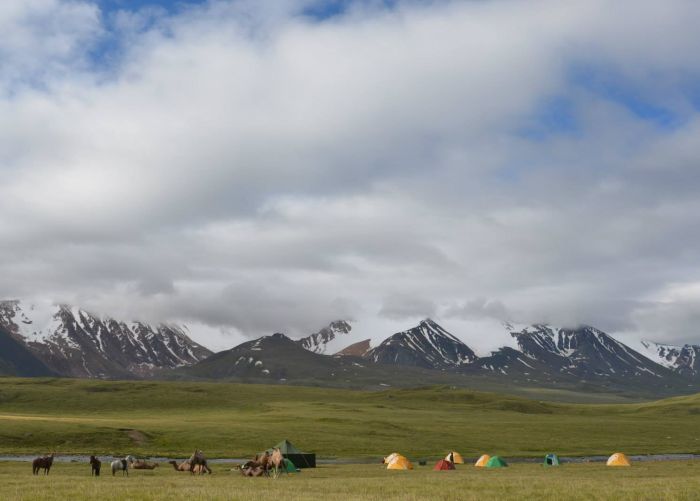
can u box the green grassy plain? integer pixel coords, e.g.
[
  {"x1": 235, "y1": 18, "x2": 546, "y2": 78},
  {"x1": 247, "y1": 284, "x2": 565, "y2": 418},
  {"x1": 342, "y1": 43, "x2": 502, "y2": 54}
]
[
  {"x1": 0, "y1": 378, "x2": 699, "y2": 459},
  {"x1": 2, "y1": 461, "x2": 700, "y2": 501}
]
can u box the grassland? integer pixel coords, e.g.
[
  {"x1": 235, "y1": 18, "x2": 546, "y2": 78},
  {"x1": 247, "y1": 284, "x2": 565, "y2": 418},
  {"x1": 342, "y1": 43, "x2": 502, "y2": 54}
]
[
  {"x1": 2, "y1": 461, "x2": 700, "y2": 501},
  {"x1": 0, "y1": 378, "x2": 699, "y2": 459}
]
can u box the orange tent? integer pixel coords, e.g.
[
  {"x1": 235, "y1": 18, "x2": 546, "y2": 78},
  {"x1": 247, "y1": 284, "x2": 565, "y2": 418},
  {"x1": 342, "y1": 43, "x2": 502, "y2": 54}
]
[
  {"x1": 474, "y1": 454, "x2": 490, "y2": 467},
  {"x1": 387, "y1": 455, "x2": 413, "y2": 470},
  {"x1": 445, "y1": 452, "x2": 464, "y2": 464},
  {"x1": 383, "y1": 453, "x2": 400, "y2": 464},
  {"x1": 606, "y1": 453, "x2": 631, "y2": 467}
]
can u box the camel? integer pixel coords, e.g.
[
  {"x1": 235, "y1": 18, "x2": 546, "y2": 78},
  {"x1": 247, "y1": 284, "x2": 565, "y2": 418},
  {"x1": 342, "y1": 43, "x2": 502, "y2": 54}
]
[
  {"x1": 32, "y1": 453, "x2": 54, "y2": 475},
  {"x1": 187, "y1": 450, "x2": 212, "y2": 474},
  {"x1": 169, "y1": 460, "x2": 191, "y2": 472},
  {"x1": 130, "y1": 460, "x2": 159, "y2": 470},
  {"x1": 269, "y1": 448, "x2": 287, "y2": 479},
  {"x1": 168, "y1": 460, "x2": 208, "y2": 474},
  {"x1": 237, "y1": 461, "x2": 265, "y2": 477}
]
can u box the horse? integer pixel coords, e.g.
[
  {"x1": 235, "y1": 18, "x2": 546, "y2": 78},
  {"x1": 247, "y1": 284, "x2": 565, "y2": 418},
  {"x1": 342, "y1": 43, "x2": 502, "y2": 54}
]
[
  {"x1": 269, "y1": 448, "x2": 286, "y2": 478},
  {"x1": 89, "y1": 455, "x2": 101, "y2": 476},
  {"x1": 111, "y1": 458, "x2": 129, "y2": 476},
  {"x1": 32, "y1": 453, "x2": 54, "y2": 475},
  {"x1": 187, "y1": 450, "x2": 211, "y2": 474}
]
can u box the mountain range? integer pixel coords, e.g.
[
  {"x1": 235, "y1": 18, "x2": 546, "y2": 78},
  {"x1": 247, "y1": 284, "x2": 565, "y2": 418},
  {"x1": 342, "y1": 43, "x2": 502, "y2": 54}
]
[
  {"x1": 0, "y1": 300, "x2": 211, "y2": 378},
  {"x1": 2, "y1": 299, "x2": 699, "y2": 398}
]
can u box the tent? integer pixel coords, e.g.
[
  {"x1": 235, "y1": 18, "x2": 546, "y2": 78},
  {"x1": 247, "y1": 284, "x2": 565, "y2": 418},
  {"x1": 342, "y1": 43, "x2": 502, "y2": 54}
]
[
  {"x1": 387, "y1": 455, "x2": 413, "y2": 470},
  {"x1": 383, "y1": 453, "x2": 401, "y2": 464},
  {"x1": 444, "y1": 452, "x2": 464, "y2": 464},
  {"x1": 265, "y1": 440, "x2": 316, "y2": 468},
  {"x1": 543, "y1": 454, "x2": 560, "y2": 466},
  {"x1": 606, "y1": 453, "x2": 631, "y2": 467},
  {"x1": 485, "y1": 456, "x2": 508, "y2": 468},
  {"x1": 474, "y1": 454, "x2": 491, "y2": 467},
  {"x1": 433, "y1": 459, "x2": 456, "y2": 471},
  {"x1": 282, "y1": 458, "x2": 299, "y2": 473}
]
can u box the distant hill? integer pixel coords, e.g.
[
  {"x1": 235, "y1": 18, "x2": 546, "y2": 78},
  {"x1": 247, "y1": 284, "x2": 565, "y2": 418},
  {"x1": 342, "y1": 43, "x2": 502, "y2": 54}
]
[{"x1": 0, "y1": 328, "x2": 55, "y2": 377}]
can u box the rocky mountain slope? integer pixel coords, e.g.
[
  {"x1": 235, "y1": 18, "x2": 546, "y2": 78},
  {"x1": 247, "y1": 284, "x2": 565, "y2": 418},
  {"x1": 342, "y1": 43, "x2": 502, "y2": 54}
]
[
  {"x1": 0, "y1": 300, "x2": 211, "y2": 378},
  {"x1": 637, "y1": 340, "x2": 700, "y2": 377},
  {"x1": 363, "y1": 319, "x2": 478, "y2": 369},
  {"x1": 295, "y1": 320, "x2": 352, "y2": 354}
]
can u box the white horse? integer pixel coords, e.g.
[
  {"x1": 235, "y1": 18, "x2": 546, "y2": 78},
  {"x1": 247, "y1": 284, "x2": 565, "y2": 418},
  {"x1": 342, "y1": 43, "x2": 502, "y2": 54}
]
[{"x1": 111, "y1": 458, "x2": 129, "y2": 476}]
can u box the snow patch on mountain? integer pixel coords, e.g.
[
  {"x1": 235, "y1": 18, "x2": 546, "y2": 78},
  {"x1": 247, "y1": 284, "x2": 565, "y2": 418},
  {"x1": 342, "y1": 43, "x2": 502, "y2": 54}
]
[
  {"x1": 0, "y1": 299, "x2": 212, "y2": 378},
  {"x1": 296, "y1": 320, "x2": 352, "y2": 354}
]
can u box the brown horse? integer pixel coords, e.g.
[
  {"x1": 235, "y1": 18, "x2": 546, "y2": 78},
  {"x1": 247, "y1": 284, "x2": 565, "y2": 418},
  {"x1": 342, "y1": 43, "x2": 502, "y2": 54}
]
[
  {"x1": 89, "y1": 455, "x2": 101, "y2": 476},
  {"x1": 32, "y1": 453, "x2": 54, "y2": 475}
]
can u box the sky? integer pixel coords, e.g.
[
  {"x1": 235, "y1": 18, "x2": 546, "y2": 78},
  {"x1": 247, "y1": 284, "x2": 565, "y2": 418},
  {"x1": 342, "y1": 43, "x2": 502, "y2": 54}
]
[{"x1": 2, "y1": 0, "x2": 700, "y2": 353}]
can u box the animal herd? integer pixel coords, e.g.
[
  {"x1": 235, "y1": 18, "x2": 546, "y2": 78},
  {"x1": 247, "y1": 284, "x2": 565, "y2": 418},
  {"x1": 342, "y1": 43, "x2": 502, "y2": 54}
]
[
  {"x1": 30, "y1": 448, "x2": 290, "y2": 478},
  {"x1": 237, "y1": 448, "x2": 288, "y2": 478},
  {"x1": 31, "y1": 450, "x2": 211, "y2": 477}
]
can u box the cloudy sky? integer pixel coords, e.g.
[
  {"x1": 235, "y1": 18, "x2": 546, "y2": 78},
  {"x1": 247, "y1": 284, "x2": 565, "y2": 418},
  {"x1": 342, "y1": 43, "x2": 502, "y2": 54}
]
[{"x1": 2, "y1": 0, "x2": 700, "y2": 352}]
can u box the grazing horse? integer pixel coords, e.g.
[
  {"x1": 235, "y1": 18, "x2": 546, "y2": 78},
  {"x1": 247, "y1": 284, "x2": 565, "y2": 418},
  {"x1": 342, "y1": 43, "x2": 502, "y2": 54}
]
[
  {"x1": 111, "y1": 459, "x2": 129, "y2": 476},
  {"x1": 269, "y1": 448, "x2": 286, "y2": 478},
  {"x1": 187, "y1": 450, "x2": 211, "y2": 474},
  {"x1": 32, "y1": 453, "x2": 54, "y2": 475},
  {"x1": 89, "y1": 456, "x2": 101, "y2": 476}
]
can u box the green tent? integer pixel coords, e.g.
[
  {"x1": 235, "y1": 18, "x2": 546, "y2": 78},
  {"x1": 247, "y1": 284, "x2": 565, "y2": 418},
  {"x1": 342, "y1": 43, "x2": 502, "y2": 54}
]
[
  {"x1": 485, "y1": 456, "x2": 508, "y2": 468},
  {"x1": 265, "y1": 440, "x2": 316, "y2": 468},
  {"x1": 543, "y1": 454, "x2": 560, "y2": 466},
  {"x1": 282, "y1": 458, "x2": 299, "y2": 473}
]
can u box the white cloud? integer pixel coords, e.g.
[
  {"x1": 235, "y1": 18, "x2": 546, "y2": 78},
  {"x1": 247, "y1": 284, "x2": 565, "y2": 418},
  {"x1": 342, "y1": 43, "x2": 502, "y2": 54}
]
[{"x1": 1, "y1": 0, "x2": 700, "y2": 350}]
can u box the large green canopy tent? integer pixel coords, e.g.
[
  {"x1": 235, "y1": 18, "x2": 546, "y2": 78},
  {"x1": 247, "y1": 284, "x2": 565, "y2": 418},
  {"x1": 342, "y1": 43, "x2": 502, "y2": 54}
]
[{"x1": 265, "y1": 440, "x2": 316, "y2": 468}]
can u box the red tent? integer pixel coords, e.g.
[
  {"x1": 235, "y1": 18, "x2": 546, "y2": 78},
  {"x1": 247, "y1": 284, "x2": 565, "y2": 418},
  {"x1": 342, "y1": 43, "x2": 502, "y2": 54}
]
[{"x1": 433, "y1": 459, "x2": 456, "y2": 471}]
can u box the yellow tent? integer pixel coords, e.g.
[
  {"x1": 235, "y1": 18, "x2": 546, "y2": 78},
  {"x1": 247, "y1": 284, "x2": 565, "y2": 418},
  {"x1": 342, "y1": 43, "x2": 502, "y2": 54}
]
[
  {"x1": 606, "y1": 453, "x2": 631, "y2": 467},
  {"x1": 383, "y1": 453, "x2": 400, "y2": 464},
  {"x1": 445, "y1": 452, "x2": 464, "y2": 464},
  {"x1": 387, "y1": 455, "x2": 413, "y2": 470},
  {"x1": 474, "y1": 454, "x2": 490, "y2": 467}
]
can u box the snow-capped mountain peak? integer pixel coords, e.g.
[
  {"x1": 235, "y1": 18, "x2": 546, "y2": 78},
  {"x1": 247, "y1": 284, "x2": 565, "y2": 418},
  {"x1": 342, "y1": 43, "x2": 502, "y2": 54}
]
[
  {"x1": 0, "y1": 300, "x2": 211, "y2": 378},
  {"x1": 364, "y1": 318, "x2": 478, "y2": 369},
  {"x1": 296, "y1": 320, "x2": 352, "y2": 354},
  {"x1": 637, "y1": 339, "x2": 700, "y2": 376}
]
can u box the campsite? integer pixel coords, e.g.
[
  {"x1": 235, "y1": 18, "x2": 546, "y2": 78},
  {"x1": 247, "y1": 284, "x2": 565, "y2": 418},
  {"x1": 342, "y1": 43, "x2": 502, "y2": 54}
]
[
  {"x1": 2, "y1": 460, "x2": 700, "y2": 500},
  {"x1": 0, "y1": 379, "x2": 699, "y2": 499}
]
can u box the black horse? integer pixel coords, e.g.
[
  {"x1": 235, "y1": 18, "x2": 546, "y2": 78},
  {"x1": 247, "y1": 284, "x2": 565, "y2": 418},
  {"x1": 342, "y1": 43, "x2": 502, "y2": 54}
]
[
  {"x1": 90, "y1": 455, "x2": 101, "y2": 476},
  {"x1": 32, "y1": 454, "x2": 54, "y2": 475}
]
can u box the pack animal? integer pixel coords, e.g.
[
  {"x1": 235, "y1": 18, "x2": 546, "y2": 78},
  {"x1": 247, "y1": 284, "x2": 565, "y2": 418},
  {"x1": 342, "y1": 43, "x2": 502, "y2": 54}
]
[
  {"x1": 89, "y1": 456, "x2": 101, "y2": 476},
  {"x1": 32, "y1": 453, "x2": 54, "y2": 475},
  {"x1": 111, "y1": 459, "x2": 129, "y2": 476}
]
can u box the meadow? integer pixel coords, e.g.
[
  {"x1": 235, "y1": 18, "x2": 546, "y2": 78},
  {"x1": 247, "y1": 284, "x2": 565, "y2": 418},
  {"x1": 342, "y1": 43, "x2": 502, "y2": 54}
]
[
  {"x1": 0, "y1": 378, "x2": 699, "y2": 459},
  {"x1": 2, "y1": 461, "x2": 700, "y2": 501}
]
